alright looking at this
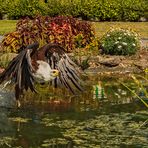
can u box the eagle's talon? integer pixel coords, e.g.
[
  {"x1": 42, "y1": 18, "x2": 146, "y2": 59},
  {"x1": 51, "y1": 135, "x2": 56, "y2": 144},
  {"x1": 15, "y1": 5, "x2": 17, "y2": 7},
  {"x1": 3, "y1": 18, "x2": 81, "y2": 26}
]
[{"x1": 16, "y1": 100, "x2": 21, "y2": 108}]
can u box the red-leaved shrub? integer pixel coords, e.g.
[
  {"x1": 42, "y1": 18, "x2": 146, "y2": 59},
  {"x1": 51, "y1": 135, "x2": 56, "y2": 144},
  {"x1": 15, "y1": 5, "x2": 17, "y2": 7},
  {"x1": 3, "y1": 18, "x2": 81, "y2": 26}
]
[{"x1": 1, "y1": 16, "x2": 95, "y2": 53}]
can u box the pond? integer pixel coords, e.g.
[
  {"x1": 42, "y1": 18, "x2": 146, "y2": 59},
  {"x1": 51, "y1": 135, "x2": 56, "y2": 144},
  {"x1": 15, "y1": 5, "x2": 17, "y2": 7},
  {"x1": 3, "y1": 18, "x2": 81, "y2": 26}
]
[{"x1": 0, "y1": 75, "x2": 148, "y2": 148}]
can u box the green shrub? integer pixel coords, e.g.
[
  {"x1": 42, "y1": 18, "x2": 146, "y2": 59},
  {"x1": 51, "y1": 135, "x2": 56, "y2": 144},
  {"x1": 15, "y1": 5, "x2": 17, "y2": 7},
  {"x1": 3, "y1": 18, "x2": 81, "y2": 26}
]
[
  {"x1": 1, "y1": 0, "x2": 147, "y2": 21},
  {"x1": 0, "y1": 0, "x2": 3, "y2": 19},
  {"x1": 119, "y1": 0, "x2": 148, "y2": 21},
  {"x1": 0, "y1": 0, "x2": 10, "y2": 19},
  {"x1": 1, "y1": 16, "x2": 95, "y2": 53},
  {"x1": 100, "y1": 28, "x2": 140, "y2": 55},
  {"x1": 5, "y1": 0, "x2": 48, "y2": 19}
]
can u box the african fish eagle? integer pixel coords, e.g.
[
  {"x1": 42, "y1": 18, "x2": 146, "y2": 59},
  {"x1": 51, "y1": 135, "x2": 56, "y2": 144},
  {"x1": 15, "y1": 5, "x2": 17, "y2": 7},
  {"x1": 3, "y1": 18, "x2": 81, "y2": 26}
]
[{"x1": 0, "y1": 42, "x2": 83, "y2": 107}]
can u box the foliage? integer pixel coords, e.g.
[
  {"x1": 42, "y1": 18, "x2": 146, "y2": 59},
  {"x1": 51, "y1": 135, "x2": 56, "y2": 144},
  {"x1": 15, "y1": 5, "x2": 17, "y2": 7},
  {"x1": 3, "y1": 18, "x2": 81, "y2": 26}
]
[
  {"x1": 1, "y1": 0, "x2": 147, "y2": 21},
  {"x1": 121, "y1": 74, "x2": 148, "y2": 130},
  {"x1": 46, "y1": 0, "x2": 81, "y2": 17},
  {"x1": 40, "y1": 111, "x2": 148, "y2": 147},
  {"x1": 72, "y1": 37, "x2": 99, "y2": 70},
  {"x1": 41, "y1": 138, "x2": 70, "y2": 147},
  {"x1": 0, "y1": 21, "x2": 148, "y2": 39},
  {"x1": 1, "y1": 16, "x2": 95, "y2": 53},
  {"x1": 2, "y1": 0, "x2": 48, "y2": 19},
  {"x1": 47, "y1": 0, "x2": 148, "y2": 21},
  {"x1": 9, "y1": 117, "x2": 31, "y2": 123},
  {"x1": 0, "y1": 137, "x2": 16, "y2": 147},
  {"x1": 121, "y1": 72, "x2": 148, "y2": 108},
  {"x1": 0, "y1": 0, "x2": 10, "y2": 19},
  {"x1": 100, "y1": 28, "x2": 140, "y2": 55},
  {"x1": 47, "y1": 16, "x2": 95, "y2": 52}
]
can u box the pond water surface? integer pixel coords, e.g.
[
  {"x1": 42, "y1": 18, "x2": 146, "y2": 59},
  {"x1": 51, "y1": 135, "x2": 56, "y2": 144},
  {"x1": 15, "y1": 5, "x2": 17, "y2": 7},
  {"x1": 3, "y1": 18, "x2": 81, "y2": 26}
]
[{"x1": 0, "y1": 75, "x2": 148, "y2": 148}]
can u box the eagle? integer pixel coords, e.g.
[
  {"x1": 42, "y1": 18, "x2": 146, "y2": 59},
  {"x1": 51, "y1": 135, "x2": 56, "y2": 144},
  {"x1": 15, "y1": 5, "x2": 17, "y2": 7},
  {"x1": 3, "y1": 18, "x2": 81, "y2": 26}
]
[{"x1": 0, "y1": 42, "x2": 83, "y2": 107}]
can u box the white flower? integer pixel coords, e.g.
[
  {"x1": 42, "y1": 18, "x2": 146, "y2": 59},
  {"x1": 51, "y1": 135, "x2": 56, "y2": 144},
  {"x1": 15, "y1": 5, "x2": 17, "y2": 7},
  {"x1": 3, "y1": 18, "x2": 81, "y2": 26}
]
[
  {"x1": 118, "y1": 45, "x2": 122, "y2": 49},
  {"x1": 107, "y1": 34, "x2": 110, "y2": 37},
  {"x1": 122, "y1": 42, "x2": 127, "y2": 45},
  {"x1": 110, "y1": 29, "x2": 115, "y2": 32},
  {"x1": 132, "y1": 43, "x2": 136, "y2": 46},
  {"x1": 126, "y1": 30, "x2": 130, "y2": 34},
  {"x1": 115, "y1": 41, "x2": 119, "y2": 44},
  {"x1": 118, "y1": 37, "x2": 122, "y2": 40},
  {"x1": 127, "y1": 33, "x2": 131, "y2": 36},
  {"x1": 134, "y1": 33, "x2": 138, "y2": 37}
]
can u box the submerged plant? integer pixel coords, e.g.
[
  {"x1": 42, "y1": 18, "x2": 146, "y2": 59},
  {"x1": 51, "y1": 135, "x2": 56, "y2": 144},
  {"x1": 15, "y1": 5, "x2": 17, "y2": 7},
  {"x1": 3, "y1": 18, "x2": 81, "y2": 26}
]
[
  {"x1": 120, "y1": 73, "x2": 148, "y2": 108},
  {"x1": 41, "y1": 138, "x2": 71, "y2": 147},
  {"x1": 0, "y1": 137, "x2": 16, "y2": 147},
  {"x1": 8, "y1": 117, "x2": 31, "y2": 123}
]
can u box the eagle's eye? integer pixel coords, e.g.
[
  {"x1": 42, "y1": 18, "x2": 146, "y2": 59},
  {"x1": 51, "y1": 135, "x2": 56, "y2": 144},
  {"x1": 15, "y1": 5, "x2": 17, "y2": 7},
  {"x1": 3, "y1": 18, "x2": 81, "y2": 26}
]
[{"x1": 51, "y1": 70, "x2": 59, "y2": 77}]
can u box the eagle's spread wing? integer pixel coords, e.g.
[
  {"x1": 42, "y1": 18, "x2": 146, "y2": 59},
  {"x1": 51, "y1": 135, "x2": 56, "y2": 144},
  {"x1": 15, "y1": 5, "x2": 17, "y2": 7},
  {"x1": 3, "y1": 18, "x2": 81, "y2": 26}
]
[
  {"x1": 37, "y1": 44, "x2": 83, "y2": 93},
  {"x1": 0, "y1": 42, "x2": 83, "y2": 101},
  {"x1": 0, "y1": 42, "x2": 39, "y2": 99}
]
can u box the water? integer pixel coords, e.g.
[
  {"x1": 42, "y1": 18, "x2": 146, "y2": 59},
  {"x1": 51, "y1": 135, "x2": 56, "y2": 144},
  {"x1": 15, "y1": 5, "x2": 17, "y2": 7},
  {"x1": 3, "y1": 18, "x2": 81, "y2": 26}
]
[{"x1": 0, "y1": 75, "x2": 148, "y2": 148}]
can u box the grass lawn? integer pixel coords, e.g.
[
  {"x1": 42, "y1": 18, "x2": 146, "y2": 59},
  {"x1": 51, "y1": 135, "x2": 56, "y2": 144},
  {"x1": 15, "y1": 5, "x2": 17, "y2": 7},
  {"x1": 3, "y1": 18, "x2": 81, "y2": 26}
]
[
  {"x1": 92, "y1": 22, "x2": 148, "y2": 39},
  {"x1": 0, "y1": 20, "x2": 17, "y2": 35},
  {"x1": 0, "y1": 20, "x2": 147, "y2": 39}
]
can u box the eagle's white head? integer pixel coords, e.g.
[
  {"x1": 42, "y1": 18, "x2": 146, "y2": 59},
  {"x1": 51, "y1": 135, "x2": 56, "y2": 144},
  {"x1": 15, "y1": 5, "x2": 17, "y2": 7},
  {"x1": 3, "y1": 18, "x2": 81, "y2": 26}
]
[{"x1": 33, "y1": 60, "x2": 59, "y2": 83}]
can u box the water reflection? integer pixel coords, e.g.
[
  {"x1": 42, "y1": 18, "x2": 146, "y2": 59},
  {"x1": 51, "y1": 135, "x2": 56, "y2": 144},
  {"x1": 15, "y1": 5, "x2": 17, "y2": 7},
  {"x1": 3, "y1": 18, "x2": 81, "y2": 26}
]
[
  {"x1": 18, "y1": 75, "x2": 147, "y2": 112},
  {"x1": 0, "y1": 75, "x2": 147, "y2": 147},
  {"x1": 0, "y1": 89, "x2": 15, "y2": 108}
]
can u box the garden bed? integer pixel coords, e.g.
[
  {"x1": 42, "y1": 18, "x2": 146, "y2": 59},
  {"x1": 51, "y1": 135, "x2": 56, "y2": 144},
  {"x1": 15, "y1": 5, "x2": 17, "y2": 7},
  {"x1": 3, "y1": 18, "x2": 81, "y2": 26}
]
[
  {"x1": 81, "y1": 49, "x2": 148, "y2": 75},
  {"x1": 0, "y1": 35, "x2": 147, "y2": 76}
]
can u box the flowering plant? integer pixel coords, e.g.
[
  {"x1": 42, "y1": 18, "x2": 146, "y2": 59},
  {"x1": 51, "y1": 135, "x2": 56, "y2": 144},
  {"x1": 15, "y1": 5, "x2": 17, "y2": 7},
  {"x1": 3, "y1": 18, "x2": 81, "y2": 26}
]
[{"x1": 100, "y1": 28, "x2": 140, "y2": 55}]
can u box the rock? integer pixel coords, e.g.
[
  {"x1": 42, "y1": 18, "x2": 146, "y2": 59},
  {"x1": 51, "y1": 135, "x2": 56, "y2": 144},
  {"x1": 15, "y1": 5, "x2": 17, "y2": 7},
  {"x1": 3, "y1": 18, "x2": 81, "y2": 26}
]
[
  {"x1": 0, "y1": 89, "x2": 15, "y2": 108},
  {"x1": 99, "y1": 57, "x2": 121, "y2": 67},
  {"x1": 134, "y1": 59, "x2": 148, "y2": 70},
  {"x1": 83, "y1": 50, "x2": 148, "y2": 75},
  {"x1": 139, "y1": 17, "x2": 147, "y2": 22},
  {"x1": 2, "y1": 14, "x2": 8, "y2": 20},
  {"x1": 140, "y1": 38, "x2": 148, "y2": 49},
  {"x1": 0, "y1": 35, "x2": 3, "y2": 42}
]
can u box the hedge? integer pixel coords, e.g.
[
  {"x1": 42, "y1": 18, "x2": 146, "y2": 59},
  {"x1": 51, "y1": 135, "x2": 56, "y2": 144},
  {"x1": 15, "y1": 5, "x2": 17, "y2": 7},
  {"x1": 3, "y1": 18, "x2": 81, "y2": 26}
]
[{"x1": 0, "y1": 0, "x2": 147, "y2": 21}]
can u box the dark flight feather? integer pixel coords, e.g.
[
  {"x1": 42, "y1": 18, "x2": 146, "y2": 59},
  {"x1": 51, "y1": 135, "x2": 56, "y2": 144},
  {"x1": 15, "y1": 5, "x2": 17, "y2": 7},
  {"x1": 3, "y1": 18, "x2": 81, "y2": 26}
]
[
  {"x1": 36, "y1": 43, "x2": 83, "y2": 93},
  {"x1": 0, "y1": 42, "x2": 83, "y2": 101},
  {"x1": 0, "y1": 42, "x2": 39, "y2": 99}
]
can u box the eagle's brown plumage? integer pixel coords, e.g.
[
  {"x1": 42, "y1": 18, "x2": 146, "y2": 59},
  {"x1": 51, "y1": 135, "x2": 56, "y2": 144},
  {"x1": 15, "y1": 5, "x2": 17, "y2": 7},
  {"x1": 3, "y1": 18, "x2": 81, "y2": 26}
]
[{"x1": 0, "y1": 42, "x2": 83, "y2": 106}]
